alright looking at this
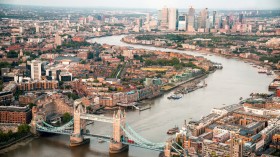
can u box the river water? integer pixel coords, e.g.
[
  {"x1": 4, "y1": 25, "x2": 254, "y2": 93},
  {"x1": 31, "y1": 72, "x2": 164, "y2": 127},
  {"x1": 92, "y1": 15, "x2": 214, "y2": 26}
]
[{"x1": 3, "y1": 35, "x2": 274, "y2": 157}]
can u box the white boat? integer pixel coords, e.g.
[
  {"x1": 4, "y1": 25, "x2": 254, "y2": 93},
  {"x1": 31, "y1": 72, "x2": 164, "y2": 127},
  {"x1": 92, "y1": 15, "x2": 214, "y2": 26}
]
[
  {"x1": 168, "y1": 95, "x2": 182, "y2": 100},
  {"x1": 258, "y1": 68, "x2": 267, "y2": 73},
  {"x1": 98, "y1": 138, "x2": 105, "y2": 143}
]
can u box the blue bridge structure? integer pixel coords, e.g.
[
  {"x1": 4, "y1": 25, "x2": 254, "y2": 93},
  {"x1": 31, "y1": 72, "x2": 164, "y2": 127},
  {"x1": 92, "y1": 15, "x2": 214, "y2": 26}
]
[{"x1": 31, "y1": 100, "x2": 184, "y2": 156}]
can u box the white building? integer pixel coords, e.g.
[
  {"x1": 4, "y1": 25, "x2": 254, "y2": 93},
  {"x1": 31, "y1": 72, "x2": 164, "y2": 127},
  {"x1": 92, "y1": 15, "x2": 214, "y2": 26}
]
[
  {"x1": 178, "y1": 15, "x2": 187, "y2": 31},
  {"x1": 168, "y1": 8, "x2": 178, "y2": 31},
  {"x1": 31, "y1": 60, "x2": 42, "y2": 80}
]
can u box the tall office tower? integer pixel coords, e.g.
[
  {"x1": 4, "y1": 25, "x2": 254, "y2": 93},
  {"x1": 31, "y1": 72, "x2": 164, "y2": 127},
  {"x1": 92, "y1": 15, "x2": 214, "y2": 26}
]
[
  {"x1": 136, "y1": 18, "x2": 143, "y2": 28},
  {"x1": 160, "y1": 7, "x2": 169, "y2": 30},
  {"x1": 35, "y1": 25, "x2": 40, "y2": 33},
  {"x1": 157, "y1": 10, "x2": 162, "y2": 26},
  {"x1": 230, "y1": 133, "x2": 243, "y2": 157},
  {"x1": 217, "y1": 16, "x2": 223, "y2": 28},
  {"x1": 31, "y1": 60, "x2": 42, "y2": 80},
  {"x1": 198, "y1": 8, "x2": 209, "y2": 28},
  {"x1": 226, "y1": 16, "x2": 230, "y2": 26},
  {"x1": 187, "y1": 6, "x2": 195, "y2": 32},
  {"x1": 178, "y1": 15, "x2": 187, "y2": 31},
  {"x1": 168, "y1": 8, "x2": 178, "y2": 31},
  {"x1": 146, "y1": 13, "x2": 150, "y2": 24},
  {"x1": 213, "y1": 11, "x2": 217, "y2": 28},
  {"x1": 239, "y1": 13, "x2": 244, "y2": 23},
  {"x1": 55, "y1": 33, "x2": 62, "y2": 46}
]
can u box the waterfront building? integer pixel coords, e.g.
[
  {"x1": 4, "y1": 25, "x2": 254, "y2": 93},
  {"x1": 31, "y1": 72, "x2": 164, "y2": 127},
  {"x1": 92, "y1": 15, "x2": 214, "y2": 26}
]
[
  {"x1": 31, "y1": 60, "x2": 42, "y2": 80},
  {"x1": 0, "y1": 105, "x2": 32, "y2": 124},
  {"x1": 168, "y1": 8, "x2": 178, "y2": 31}
]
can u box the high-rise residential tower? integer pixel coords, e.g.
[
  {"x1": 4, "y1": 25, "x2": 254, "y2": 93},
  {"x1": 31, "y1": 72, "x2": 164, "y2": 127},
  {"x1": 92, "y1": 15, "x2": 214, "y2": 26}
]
[{"x1": 31, "y1": 60, "x2": 42, "y2": 80}]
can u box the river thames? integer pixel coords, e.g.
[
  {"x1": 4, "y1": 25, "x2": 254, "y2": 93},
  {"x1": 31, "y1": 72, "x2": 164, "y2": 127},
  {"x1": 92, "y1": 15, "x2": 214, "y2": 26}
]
[{"x1": 3, "y1": 35, "x2": 274, "y2": 157}]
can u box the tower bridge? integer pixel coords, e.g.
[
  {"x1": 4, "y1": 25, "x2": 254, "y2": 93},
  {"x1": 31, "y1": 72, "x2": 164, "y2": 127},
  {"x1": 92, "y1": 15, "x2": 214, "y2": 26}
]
[{"x1": 31, "y1": 100, "x2": 183, "y2": 156}]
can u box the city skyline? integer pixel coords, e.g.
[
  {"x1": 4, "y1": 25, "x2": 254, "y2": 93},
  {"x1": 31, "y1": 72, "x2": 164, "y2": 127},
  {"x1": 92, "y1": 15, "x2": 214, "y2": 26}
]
[{"x1": 1, "y1": 0, "x2": 280, "y2": 10}]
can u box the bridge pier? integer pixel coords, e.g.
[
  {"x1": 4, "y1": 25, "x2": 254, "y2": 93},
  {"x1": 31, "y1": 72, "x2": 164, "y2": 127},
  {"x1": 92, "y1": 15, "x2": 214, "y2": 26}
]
[
  {"x1": 70, "y1": 135, "x2": 90, "y2": 147},
  {"x1": 109, "y1": 142, "x2": 129, "y2": 153},
  {"x1": 109, "y1": 109, "x2": 129, "y2": 153}
]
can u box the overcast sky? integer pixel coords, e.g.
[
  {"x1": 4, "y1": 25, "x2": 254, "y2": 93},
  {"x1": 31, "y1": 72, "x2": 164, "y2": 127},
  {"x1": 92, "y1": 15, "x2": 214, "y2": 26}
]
[{"x1": 1, "y1": 0, "x2": 279, "y2": 9}]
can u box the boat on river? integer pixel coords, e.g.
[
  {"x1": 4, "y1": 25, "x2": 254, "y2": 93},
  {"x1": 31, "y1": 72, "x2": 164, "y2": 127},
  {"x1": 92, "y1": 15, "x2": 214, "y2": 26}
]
[
  {"x1": 258, "y1": 68, "x2": 267, "y2": 73},
  {"x1": 167, "y1": 95, "x2": 182, "y2": 100},
  {"x1": 98, "y1": 138, "x2": 105, "y2": 143},
  {"x1": 167, "y1": 126, "x2": 179, "y2": 135}
]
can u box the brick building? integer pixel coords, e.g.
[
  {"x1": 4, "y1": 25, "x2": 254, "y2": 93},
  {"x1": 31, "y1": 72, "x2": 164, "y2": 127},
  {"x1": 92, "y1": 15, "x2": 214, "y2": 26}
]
[
  {"x1": 17, "y1": 80, "x2": 58, "y2": 91},
  {"x1": 0, "y1": 91, "x2": 14, "y2": 105},
  {"x1": 0, "y1": 106, "x2": 32, "y2": 124}
]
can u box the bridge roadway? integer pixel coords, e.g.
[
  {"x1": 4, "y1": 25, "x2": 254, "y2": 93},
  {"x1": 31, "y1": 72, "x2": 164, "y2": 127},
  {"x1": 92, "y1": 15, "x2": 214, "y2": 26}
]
[
  {"x1": 83, "y1": 133, "x2": 112, "y2": 142},
  {"x1": 80, "y1": 113, "x2": 113, "y2": 123}
]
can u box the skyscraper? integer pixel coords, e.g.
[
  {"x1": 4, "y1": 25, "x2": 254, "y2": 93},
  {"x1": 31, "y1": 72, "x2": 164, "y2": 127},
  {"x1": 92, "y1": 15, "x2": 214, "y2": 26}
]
[
  {"x1": 160, "y1": 7, "x2": 169, "y2": 30},
  {"x1": 168, "y1": 8, "x2": 178, "y2": 31},
  {"x1": 31, "y1": 60, "x2": 42, "y2": 80},
  {"x1": 239, "y1": 13, "x2": 244, "y2": 23},
  {"x1": 213, "y1": 11, "x2": 217, "y2": 28},
  {"x1": 198, "y1": 8, "x2": 209, "y2": 29},
  {"x1": 157, "y1": 10, "x2": 162, "y2": 26},
  {"x1": 187, "y1": 6, "x2": 195, "y2": 32},
  {"x1": 178, "y1": 15, "x2": 187, "y2": 31},
  {"x1": 136, "y1": 18, "x2": 143, "y2": 28}
]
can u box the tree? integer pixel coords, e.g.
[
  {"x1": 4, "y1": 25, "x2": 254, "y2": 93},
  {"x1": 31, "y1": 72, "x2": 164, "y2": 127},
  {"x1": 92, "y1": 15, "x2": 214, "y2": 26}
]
[
  {"x1": 28, "y1": 103, "x2": 36, "y2": 109},
  {"x1": 62, "y1": 112, "x2": 71, "y2": 123},
  {"x1": 18, "y1": 124, "x2": 30, "y2": 134},
  {"x1": 7, "y1": 51, "x2": 18, "y2": 58},
  {"x1": 67, "y1": 93, "x2": 79, "y2": 100}
]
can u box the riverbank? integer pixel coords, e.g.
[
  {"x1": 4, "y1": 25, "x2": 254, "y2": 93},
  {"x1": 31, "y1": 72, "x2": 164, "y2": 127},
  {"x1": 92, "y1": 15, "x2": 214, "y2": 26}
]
[
  {"x1": 0, "y1": 133, "x2": 34, "y2": 154},
  {"x1": 121, "y1": 37, "x2": 275, "y2": 71},
  {"x1": 161, "y1": 73, "x2": 209, "y2": 92}
]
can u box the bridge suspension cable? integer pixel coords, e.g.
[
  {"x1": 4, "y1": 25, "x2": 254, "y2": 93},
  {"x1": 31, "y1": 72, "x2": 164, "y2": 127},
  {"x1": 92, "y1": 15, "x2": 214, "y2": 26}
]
[
  {"x1": 125, "y1": 123, "x2": 165, "y2": 146},
  {"x1": 120, "y1": 125, "x2": 165, "y2": 150}
]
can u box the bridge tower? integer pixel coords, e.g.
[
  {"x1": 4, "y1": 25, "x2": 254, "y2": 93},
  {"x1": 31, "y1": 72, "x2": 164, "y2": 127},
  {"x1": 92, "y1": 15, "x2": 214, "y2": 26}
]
[
  {"x1": 30, "y1": 106, "x2": 39, "y2": 135},
  {"x1": 70, "y1": 100, "x2": 88, "y2": 146},
  {"x1": 164, "y1": 141, "x2": 172, "y2": 157},
  {"x1": 109, "y1": 109, "x2": 129, "y2": 153}
]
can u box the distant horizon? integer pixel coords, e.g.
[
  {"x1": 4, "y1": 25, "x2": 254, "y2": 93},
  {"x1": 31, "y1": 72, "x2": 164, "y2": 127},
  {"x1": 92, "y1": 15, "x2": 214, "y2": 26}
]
[{"x1": 1, "y1": 0, "x2": 279, "y2": 10}]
